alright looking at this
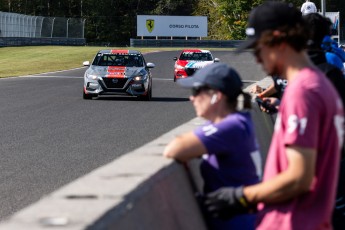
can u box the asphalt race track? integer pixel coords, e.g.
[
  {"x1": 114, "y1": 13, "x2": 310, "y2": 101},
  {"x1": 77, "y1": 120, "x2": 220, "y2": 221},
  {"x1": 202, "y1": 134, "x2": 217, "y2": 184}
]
[{"x1": 0, "y1": 50, "x2": 266, "y2": 221}]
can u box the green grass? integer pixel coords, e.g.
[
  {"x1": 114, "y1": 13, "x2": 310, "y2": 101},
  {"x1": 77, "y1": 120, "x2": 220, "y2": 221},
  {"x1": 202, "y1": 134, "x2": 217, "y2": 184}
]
[{"x1": 0, "y1": 46, "x2": 233, "y2": 78}]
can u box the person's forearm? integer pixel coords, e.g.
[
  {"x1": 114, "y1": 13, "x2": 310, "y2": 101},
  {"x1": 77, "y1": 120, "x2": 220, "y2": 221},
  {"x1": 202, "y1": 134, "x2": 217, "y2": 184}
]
[
  {"x1": 243, "y1": 171, "x2": 310, "y2": 204},
  {"x1": 258, "y1": 84, "x2": 277, "y2": 98},
  {"x1": 163, "y1": 132, "x2": 206, "y2": 162},
  {"x1": 163, "y1": 137, "x2": 189, "y2": 162},
  {"x1": 243, "y1": 146, "x2": 316, "y2": 204}
]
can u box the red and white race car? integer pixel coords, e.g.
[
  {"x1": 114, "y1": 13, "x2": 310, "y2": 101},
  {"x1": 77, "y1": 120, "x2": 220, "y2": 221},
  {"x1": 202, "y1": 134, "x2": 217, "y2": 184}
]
[{"x1": 173, "y1": 49, "x2": 219, "y2": 82}]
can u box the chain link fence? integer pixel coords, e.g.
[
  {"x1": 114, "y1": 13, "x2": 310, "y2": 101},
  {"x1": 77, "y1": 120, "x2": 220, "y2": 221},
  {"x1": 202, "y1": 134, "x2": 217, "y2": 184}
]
[{"x1": 0, "y1": 11, "x2": 85, "y2": 46}]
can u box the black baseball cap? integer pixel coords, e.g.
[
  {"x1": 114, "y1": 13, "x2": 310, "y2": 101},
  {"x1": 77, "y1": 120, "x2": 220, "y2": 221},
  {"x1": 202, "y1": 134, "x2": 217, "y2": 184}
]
[
  {"x1": 237, "y1": 1, "x2": 303, "y2": 51},
  {"x1": 177, "y1": 63, "x2": 243, "y2": 99}
]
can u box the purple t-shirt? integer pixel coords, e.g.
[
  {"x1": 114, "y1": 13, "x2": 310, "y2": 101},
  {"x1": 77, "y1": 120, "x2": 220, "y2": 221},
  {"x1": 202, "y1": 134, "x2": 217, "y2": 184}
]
[
  {"x1": 194, "y1": 112, "x2": 262, "y2": 230},
  {"x1": 195, "y1": 112, "x2": 262, "y2": 192},
  {"x1": 256, "y1": 68, "x2": 344, "y2": 230}
]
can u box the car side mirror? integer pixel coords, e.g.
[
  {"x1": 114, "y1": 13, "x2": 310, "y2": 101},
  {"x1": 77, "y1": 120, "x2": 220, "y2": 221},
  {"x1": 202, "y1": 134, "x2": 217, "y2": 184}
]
[
  {"x1": 146, "y1": 62, "x2": 155, "y2": 68},
  {"x1": 173, "y1": 57, "x2": 177, "y2": 61},
  {"x1": 83, "y1": 61, "x2": 90, "y2": 66},
  {"x1": 214, "y1": 58, "x2": 220, "y2": 62}
]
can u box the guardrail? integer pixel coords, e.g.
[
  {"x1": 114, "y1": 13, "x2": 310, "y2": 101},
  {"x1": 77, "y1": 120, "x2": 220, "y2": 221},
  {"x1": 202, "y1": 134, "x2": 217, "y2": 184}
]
[
  {"x1": 0, "y1": 78, "x2": 275, "y2": 230},
  {"x1": 0, "y1": 37, "x2": 86, "y2": 47},
  {"x1": 0, "y1": 38, "x2": 240, "y2": 48},
  {"x1": 130, "y1": 39, "x2": 244, "y2": 48}
]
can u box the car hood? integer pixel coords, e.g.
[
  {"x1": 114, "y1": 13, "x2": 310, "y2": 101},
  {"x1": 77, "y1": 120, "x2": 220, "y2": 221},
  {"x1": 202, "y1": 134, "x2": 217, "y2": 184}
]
[
  {"x1": 86, "y1": 66, "x2": 146, "y2": 78},
  {"x1": 177, "y1": 60, "x2": 214, "y2": 69}
]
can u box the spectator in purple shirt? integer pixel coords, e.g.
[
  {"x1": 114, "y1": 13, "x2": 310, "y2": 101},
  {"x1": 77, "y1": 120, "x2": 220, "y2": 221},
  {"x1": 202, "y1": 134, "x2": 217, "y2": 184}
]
[{"x1": 163, "y1": 63, "x2": 262, "y2": 230}]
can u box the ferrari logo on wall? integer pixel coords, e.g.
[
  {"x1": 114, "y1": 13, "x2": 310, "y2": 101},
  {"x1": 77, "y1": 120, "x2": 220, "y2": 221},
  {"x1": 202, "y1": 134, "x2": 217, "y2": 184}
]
[{"x1": 146, "y1": 19, "x2": 154, "y2": 33}]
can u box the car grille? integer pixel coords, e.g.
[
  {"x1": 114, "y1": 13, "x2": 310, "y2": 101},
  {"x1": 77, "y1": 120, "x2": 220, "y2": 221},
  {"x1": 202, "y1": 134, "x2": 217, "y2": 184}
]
[
  {"x1": 101, "y1": 78, "x2": 128, "y2": 89},
  {"x1": 185, "y1": 68, "x2": 197, "y2": 76}
]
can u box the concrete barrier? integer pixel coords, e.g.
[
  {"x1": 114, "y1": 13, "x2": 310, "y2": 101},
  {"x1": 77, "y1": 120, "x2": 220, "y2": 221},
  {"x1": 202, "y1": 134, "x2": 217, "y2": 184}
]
[
  {"x1": 249, "y1": 77, "x2": 276, "y2": 162},
  {"x1": 0, "y1": 78, "x2": 275, "y2": 230}
]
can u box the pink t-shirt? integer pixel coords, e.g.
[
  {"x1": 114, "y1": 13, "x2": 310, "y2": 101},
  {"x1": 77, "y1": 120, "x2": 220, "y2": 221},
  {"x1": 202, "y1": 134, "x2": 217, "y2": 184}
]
[{"x1": 256, "y1": 68, "x2": 344, "y2": 230}]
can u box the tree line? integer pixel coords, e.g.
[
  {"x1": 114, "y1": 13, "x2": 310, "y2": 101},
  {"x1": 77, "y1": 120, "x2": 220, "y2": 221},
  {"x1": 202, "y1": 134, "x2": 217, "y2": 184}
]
[{"x1": 0, "y1": 0, "x2": 342, "y2": 46}]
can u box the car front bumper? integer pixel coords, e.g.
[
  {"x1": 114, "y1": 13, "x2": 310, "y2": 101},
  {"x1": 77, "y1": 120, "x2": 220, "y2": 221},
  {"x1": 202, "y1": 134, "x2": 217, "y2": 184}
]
[{"x1": 84, "y1": 77, "x2": 149, "y2": 96}]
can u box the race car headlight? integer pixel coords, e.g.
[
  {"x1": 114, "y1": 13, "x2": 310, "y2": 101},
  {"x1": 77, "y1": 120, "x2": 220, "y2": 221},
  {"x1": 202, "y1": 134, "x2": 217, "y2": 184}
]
[
  {"x1": 133, "y1": 75, "x2": 147, "y2": 81},
  {"x1": 175, "y1": 64, "x2": 185, "y2": 70},
  {"x1": 86, "y1": 74, "x2": 99, "y2": 80}
]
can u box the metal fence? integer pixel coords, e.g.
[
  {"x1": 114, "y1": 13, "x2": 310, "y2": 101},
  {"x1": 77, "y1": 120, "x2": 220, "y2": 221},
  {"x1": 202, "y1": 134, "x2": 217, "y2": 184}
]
[
  {"x1": 0, "y1": 11, "x2": 85, "y2": 38},
  {"x1": 130, "y1": 38, "x2": 245, "y2": 48}
]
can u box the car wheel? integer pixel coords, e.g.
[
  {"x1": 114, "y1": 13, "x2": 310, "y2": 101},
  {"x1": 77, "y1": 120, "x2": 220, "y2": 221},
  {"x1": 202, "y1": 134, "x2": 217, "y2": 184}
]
[
  {"x1": 173, "y1": 76, "x2": 176, "y2": 82},
  {"x1": 83, "y1": 90, "x2": 93, "y2": 100},
  {"x1": 139, "y1": 85, "x2": 152, "y2": 101}
]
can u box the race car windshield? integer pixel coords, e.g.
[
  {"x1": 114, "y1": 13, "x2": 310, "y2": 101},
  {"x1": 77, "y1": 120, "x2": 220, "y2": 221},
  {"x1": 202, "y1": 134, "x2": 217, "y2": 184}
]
[
  {"x1": 179, "y1": 52, "x2": 213, "y2": 61},
  {"x1": 93, "y1": 54, "x2": 144, "y2": 67}
]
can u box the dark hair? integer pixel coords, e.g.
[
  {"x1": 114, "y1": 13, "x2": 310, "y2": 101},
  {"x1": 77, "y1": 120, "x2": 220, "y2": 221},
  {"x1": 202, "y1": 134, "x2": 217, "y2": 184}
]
[
  {"x1": 226, "y1": 92, "x2": 252, "y2": 110},
  {"x1": 257, "y1": 23, "x2": 309, "y2": 52},
  {"x1": 303, "y1": 13, "x2": 332, "y2": 48}
]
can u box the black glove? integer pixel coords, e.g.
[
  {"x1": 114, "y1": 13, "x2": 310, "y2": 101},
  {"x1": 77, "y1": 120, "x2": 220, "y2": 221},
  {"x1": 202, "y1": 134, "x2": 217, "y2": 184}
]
[{"x1": 204, "y1": 186, "x2": 256, "y2": 220}]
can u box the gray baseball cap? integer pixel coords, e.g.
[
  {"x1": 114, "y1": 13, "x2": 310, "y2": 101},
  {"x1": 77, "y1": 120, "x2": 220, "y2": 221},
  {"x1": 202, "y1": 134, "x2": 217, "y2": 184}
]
[{"x1": 177, "y1": 63, "x2": 243, "y2": 99}]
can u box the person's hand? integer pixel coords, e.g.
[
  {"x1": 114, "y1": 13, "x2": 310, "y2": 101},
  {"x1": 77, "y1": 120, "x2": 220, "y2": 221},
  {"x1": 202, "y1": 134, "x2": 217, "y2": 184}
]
[
  {"x1": 259, "y1": 97, "x2": 280, "y2": 114},
  {"x1": 204, "y1": 187, "x2": 256, "y2": 220},
  {"x1": 250, "y1": 85, "x2": 263, "y2": 94}
]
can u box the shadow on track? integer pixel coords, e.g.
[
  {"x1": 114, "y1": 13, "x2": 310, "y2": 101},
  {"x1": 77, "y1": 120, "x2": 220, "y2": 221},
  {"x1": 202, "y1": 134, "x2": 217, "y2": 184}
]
[
  {"x1": 150, "y1": 97, "x2": 189, "y2": 102},
  {"x1": 91, "y1": 96, "x2": 189, "y2": 102}
]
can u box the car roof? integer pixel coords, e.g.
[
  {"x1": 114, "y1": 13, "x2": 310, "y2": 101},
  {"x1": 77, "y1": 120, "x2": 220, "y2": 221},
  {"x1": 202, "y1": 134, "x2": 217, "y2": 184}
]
[
  {"x1": 181, "y1": 49, "x2": 211, "y2": 53},
  {"x1": 97, "y1": 50, "x2": 142, "y2": 55}
]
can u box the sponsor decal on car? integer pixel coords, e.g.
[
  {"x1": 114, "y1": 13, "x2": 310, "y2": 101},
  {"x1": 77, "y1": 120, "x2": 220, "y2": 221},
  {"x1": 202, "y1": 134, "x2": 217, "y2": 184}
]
[
  {"x1": 106, "y1": 66, "x2": 126, "y2": 78},
  {"x1": 110, "y1": 50, "x2": 129, "y2": 54},
  {"x1": 185, "y1": 61, "x2": 213, "y2": 69}
]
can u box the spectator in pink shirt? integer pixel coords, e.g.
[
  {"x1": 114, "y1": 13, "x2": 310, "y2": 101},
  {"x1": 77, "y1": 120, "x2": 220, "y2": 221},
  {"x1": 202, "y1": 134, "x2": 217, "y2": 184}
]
[{"x1": 204, "y1": 2, "x2": 344, "y2": 230}]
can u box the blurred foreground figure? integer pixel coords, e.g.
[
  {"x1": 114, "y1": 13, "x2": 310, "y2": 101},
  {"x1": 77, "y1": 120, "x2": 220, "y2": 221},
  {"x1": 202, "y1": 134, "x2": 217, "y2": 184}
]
[
  {"x1": 205, "y1": 2, "x2": 344, "y2": 230},
  {"x1": 164, "y1": 63, "x2": 262, "y2": 230},
  {"x1": 301, "y1": 0, "x2": 317, "y2": 15}
]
